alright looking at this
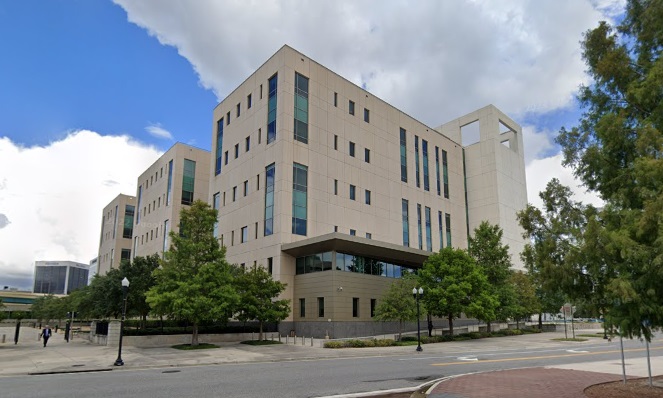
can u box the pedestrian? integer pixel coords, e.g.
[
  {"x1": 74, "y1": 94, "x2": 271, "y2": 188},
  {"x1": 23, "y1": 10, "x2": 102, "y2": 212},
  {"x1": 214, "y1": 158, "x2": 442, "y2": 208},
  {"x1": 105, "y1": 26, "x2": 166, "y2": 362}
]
[{"x1": 40, "y1": 325, "x2": 52, "y2": 347}]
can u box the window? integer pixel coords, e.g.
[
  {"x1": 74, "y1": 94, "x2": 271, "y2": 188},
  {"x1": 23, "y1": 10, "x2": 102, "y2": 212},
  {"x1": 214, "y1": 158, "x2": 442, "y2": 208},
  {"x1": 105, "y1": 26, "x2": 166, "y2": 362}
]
[
  {"x1": 234, "y1": 143, "x2": 239, "y2": 159},
  {"x1": 353, "y1": 297, "x2": 360, "y2": 317},
  {"x1": 224, "y1": 151, "x2": 229, "y2": 165},
  {"x1": 233, "y1": 186, "x2": 237, "y2": 202},
  {"x1": 163, "y1": 219, "x2": 170, "y2": 253},
  {"x1": 366, "y1": 232, "x2": 372, "y2": 239},
  {"x1": 231, "y1": 230, "x2": 234, "y2": 246},
  {"x1": 365, "y1": 190, "x2": 371, "y2": 205},
  {"x1": 415, "y1": 136, "x2": 420, "y2": 188},
  {"x1": 334, "y1": 179, "x2": 338, "y2": 195},
  {"x1": 247, "y1": 93, "x2": 252, "y2": 109},
  {"x1": 349, "y1": 185, "x2": 356, "y2": 200},
  {"x1": 181, "y1": 159, "x2": 195, "y2": 205},
  {"x1": 318, "y1": 297, "x2": 325, "y2": 317},
  {"x1": 258, "y1": 128, "x2": 261, "y2": 144},
  {"x1": 215, "y1": 118, "x2": 224, "y2": 175},
  {"x1": 212, "y1": 193, "x2": 220, "y2": 238},
  {"x1": 123, "y1": 205, "x2": 134, "y2": 239},
  {"x1": 267, "y1": 74, "x2": 277, "y2": 144},
  {"x1": 227, "y1": 111, "x2": 230, "y2": 125},
  {"x1": 445, "y1": 213, "x2": 452, "y2": 247},
  {"x1": 435, "y1": 146, "x2": 441, "y2": 196},
  {"x1": 364, "y1": 108, "x2": 370, "y2": 123},
  {"x1": 166, "y1": 159, "x2": 173, "y2": 205},
  {"x1": 223, "y1": 192, "x2": 226, "y2": 206},
  {"x1": 268, "y1": 257, "x2": 273, "y2": 274},
  {"x1": 241, "y1": 226, "x2": 248, "y2": 243},
  {"x1": 334, "y1": 135, "x2": 338, "y2": 150},
  {"x1": 371, "y1": 299, "x2": 376, "y2": 317},
  {"x1": 349, "y1": 142, "x2": 355, "y2": 157},
  {"x1": 442, "y1": 150, "x2": 449, "y2": 198},
  {"x1": 294, "y1": 72, "x2": 309, "y2": 144},
  {"x1": 243, "y1": 180, "x2": 248, "y2": 196},
  {"x1": 300, "y1": 298, "x2": 305, "y2": 317},
  {"x1": 349, "y1": 100, "x2": 355, "y2": 115},
  {"x1": 400, "y1": 128, "x2": 407, "y2": 183},
  {"x1": 136, "y1": 186, "x2": 142, "y2": 224},
  {"x1": 245, "y1": 136, "x2": 250, "y2": 152},
  {"x1": 334, "y1": 92, "x2": 338, "y2": 107},
  {"x1": 350, "y1": 229, "x2": 356, "y2": 236},
  {"x1": 364, "y1": 148, "x2": 370, "y2": 163},
  {"x1": 260, "y1": 83, "x2": 263, "y2": 99},
  {"x1": 255, "y1": 222, "x2": 258, "y2": 239},
  {"x1": 236, "y1": 103, "x2": 241, "y2": 117},
  {"x1": 264, "y1": 163, "x2": 275, "y2": 236},
  {"x1": 256, "y1": 174, "x2": 260, "y2": 190},
  {"x1": 425, "y1": 206, "x2": 432, "y2": 251},
  {"x1": 402, "y1": 199, "x2": 409, "y2": 247},
  {"x1": 422, "y1": 139, "x2": 430, "y2": 191},
  {"x1": 417, "y1": 204, "x2": 423, "y2": 250},
  {"x1": 292, "y1": 163, "x2": 308, "y2": 236},
  {"x1": 334, "y1": 225, "x2": 338, "y2": 232}
]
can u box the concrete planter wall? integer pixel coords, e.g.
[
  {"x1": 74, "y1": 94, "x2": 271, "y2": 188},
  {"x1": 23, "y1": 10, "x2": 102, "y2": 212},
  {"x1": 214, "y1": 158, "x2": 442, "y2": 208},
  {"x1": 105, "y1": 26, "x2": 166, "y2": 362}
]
[{"x1": 122, "y1": 332, "x2": 261, "y2": 348}]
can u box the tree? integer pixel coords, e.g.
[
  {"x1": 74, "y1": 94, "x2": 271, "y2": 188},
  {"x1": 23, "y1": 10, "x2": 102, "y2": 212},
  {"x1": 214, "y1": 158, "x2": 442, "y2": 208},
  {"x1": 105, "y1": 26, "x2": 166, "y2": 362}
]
[
  {"x1": 235, "y1": 265, "x2": 290, "y2": 340},
  {"x1": 509, "y1": 271, "x2": 540, "y2": 328},
  {"x1": 468, "y1": 221, "x2": 517, "y2": 332},
  {"x1": 418, "y1": 247, "x2": 497, "y2": 335},
  {"x1": 0, "y1": 299, "x2": 5, "y2": 321},
  {"x1": 373, "y1": 274, "x2": 418, "y2": 340},
  {"x1": 146, "y1": 200, "x2": 239, "y2": 346},
  {"x1": 122, "y1": 255, "x2": 160, "y2": 328},
  {"x1": 555, "y1": 0, "x2": 663, "y2": 340}
]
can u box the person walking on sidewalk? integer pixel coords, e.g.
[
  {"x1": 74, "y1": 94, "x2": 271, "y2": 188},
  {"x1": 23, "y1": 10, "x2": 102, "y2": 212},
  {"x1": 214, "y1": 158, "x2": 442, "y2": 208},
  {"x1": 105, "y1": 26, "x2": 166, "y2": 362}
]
[{"x1": 40, "y1": 325, "x2": 52, "y2": 347}]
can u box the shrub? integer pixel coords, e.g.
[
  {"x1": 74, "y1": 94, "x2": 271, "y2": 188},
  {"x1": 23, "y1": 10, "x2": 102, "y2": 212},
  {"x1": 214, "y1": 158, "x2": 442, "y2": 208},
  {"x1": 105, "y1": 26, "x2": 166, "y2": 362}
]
[
  {"x1": 373, "y1": 339, "x2": 395, "y2": 347},
  {"x1": 323, "y1": 341, "x2": 344, "y2": 348},
  {"x1": 399, "y1": 336, "x2": 418, "y2": 342}
]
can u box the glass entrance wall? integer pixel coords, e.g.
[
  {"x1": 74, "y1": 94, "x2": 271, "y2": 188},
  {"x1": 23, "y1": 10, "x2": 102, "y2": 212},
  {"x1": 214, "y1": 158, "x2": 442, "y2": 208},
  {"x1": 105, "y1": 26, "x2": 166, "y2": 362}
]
[{"x1": 295, "y1": 251, "x2": 413, "y2": 278}]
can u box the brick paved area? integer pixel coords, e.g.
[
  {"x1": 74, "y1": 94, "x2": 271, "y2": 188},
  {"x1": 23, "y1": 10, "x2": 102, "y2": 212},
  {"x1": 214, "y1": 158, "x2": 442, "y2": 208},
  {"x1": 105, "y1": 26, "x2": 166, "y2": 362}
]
[{"x1": 429, "y1": 368, "x2": 625, "y2": 398}]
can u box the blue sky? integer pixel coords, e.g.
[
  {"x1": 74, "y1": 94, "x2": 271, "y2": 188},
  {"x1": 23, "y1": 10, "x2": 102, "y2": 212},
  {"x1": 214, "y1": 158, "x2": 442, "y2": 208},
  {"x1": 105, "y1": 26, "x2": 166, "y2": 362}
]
[
  {"x1": 0, "y1": 0, "x2": 215, "y2": 150},
  {"x1": 0, "y1": 0, "x2": 622, "y2": 290}
]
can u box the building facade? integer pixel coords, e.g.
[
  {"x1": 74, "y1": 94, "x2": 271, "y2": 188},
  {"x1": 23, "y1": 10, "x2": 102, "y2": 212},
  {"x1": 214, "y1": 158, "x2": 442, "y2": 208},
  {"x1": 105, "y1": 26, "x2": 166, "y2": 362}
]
[
  {"x1": 97, "y1": 194, "x2": 136, "y2": 276},
  {"x1": 210, "y1": 46, "x2": 528, "y2": 338},
  {"x1": 32, "y1": 261, "x2": 89, "y2": 295},
  {"x1": 132, "y1": 143, "x2": 210, "y2": 259}
]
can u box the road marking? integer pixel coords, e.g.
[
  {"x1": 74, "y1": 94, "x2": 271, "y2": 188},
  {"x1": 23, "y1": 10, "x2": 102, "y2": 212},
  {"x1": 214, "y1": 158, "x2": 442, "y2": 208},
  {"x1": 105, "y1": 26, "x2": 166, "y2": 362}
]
[
  {"x1": 457, "y1": 356, "x2": 478, "y2": 361},
  {"x1": 431, "y1": 346, "x2": 663, "y2": 367},
  {"x1": 566, "y1": 349, "x2": 589, "y2": 353}
]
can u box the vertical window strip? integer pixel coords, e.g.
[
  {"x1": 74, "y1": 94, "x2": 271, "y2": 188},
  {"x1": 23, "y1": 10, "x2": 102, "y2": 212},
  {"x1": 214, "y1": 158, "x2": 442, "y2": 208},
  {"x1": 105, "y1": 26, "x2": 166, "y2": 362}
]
[
  {"x1": 415, "y1": 136, "x2": 420, "y2": 188},
  {"x1": 264, "y1": 163, "x2": 275, "y2": 236},
  {"x1": 442, "y1": 150, "x2": 449, "y2": 198},
  {"x1": 213, "y1": 193, "x2": 220, "y2": 238},
  {"x1": 181, "y1": 159, "x2": 196, "y2": 205},
  {"x1": 292, "y1": 163, "x2": 308, "y2": 235},
  {"x1": 422, "y1": 140, "x2": 430, "y2": 191},
  {"x1": 163, "y1": 219, "x2": 170, "y2": 254},
  {"x1": 400, "y1": 128, "x2": 407, "y2": 182},
  {"x1": 267, "y1": 74, "x2": 278, "y2": 144},
  {"x1": 425, "y1": 206, "x2": 432, "y2": 251},
  {"x1": 166, "y1": 159, "x2": 173, "y2": 206},
  {"x1": 215, "y1": 118, "x2": 224, "y2": 175},
  {"x1": 445, "y1": 213, "x2": 452, "y2": 247},
  {"x1": 435, "y1": 146, "x2": 441, "y2": 196},
  {"x1": 438, "y1": 211, "x2": 444, "y2": 249},
  {"x1": 417, "y1": 204, "x2": 423, "y2": 250},
  {"x1": 402, "y1": 199, "x2": 409, "y2": 247},
  {"x1": 294, "y1": 72, "x2": 309, "y2": 143},
  {"x1": 136, "y1": 186, "x2": 142, "y2": 224}
]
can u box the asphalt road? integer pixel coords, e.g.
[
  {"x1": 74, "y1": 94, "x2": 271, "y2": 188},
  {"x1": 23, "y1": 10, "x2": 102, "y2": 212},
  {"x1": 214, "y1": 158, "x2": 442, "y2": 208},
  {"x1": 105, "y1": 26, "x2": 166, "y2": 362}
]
[{"x1": 3, "y1": 337, "x2": 661, "y2": 398}]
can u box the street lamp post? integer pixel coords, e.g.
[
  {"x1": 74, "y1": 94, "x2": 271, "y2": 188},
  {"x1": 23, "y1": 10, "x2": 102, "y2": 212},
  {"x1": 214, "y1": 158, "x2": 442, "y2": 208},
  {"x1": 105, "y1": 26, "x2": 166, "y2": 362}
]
[
  {"x1": 114, "y1": 277, "x2": 130, "y2": 367},
  {"x1": 412, "y1": 287, "x2": 424, "y2": 352}
]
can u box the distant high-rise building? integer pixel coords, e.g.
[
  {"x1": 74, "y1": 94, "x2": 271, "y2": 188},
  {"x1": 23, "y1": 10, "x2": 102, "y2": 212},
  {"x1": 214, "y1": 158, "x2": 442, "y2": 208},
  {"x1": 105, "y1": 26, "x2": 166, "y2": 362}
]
[
  {"x1": 33, "y1": 261, "x2": 89, "y2": 295},
  {"x1": 97, "y1": 194, "x2": 136, "y2": 275},
  {"x1": 88, "y1": 257, "x2": 98, "y2": 284},
  {"x1": 132, "y1": 143, "x2": 210, "y2": 259}
]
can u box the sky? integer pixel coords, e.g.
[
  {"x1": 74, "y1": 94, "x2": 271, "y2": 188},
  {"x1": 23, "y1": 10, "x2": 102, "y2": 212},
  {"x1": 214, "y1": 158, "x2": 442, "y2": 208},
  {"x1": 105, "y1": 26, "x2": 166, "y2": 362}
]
[{"x1": 0, "y1": 0, "x2": 624, "y2": 291}]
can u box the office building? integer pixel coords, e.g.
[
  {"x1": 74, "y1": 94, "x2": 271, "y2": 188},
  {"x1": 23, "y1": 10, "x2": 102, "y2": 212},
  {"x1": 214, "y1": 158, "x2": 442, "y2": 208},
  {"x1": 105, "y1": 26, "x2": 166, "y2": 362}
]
[
  {"x1": 32, "y1": 261, "x2": 89, "y2": 295},
  {"x1": 210, "y1": 45, "x2": 528, "y2": 338},
  {"x1": 132, "y1": 143, "x2": 210, "y2": 259},
  {"x1": 97, "y1": 194, "x2": 136, "y2": 275}
]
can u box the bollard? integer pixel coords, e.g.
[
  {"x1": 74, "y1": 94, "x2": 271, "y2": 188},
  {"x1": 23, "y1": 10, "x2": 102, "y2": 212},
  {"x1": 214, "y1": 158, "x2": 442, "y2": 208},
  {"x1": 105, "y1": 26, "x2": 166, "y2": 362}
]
[
  {"x1": 310, "y1": 336, "x2": 313, "y2": 347},
  {"x1": 278, "y1": 334, "x2": 281, "y2": 343}
]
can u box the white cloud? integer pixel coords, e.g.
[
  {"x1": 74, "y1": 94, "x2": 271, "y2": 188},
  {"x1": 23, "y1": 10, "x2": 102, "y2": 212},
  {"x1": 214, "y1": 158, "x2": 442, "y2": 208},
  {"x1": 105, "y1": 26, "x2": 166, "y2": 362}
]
[
  {"x1": 0, "y1": 132, "x2": 161, "y2": 290},
  {"x1": 145, "y1": 123, "x2": 174, "y2": 140}
]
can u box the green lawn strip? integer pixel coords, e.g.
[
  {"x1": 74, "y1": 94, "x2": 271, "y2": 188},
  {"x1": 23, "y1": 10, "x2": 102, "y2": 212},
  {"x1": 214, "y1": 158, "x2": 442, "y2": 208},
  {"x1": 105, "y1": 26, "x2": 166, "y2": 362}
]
[
  {"x1": 576, "y1": 333, "x2": 605, "y2": 338},
  {"x1": 241, "y1": 340, "x2": 283, "y2": 346},
  {"x1": 551, "y1": 337, "x2": 589, "y2": 342},
  {"x1": 171, "y1": 343, "x2": 220, "y2": 350}
]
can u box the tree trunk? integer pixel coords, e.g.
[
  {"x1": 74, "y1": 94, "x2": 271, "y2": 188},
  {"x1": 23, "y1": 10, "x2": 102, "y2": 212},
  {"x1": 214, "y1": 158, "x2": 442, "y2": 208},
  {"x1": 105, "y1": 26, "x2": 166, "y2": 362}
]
[
  {"x1": 427, "y1": 313, "x2": 433, "y2": 337},
  {"x1": 398, "y1": 319, "x2": 403, "y2": 341},
  {"x1": 487, "y1": 321, "x2": 492, "y2": 333},
  {"x1": 191, "y1": 322, "x2": 199, "y2": 346},
  {"x1": 538, "y1": 312, "x2": 543, "y2": 329},
  {"x1": 259, "y1": 321, "x2": 264, "y2": 341},
  {"x1": 448, "y1": 314, "x2": 454, "y2": 336}
]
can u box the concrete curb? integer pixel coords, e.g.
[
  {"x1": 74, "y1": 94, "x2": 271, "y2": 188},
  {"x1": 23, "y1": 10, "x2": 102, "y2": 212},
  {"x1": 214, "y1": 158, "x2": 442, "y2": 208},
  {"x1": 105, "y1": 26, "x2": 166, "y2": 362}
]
[
  {"x1": 312, "y1": 375, "x2": 451, "y2": 398},
  {"x1": 29, "y1": 368, "x2": 113, "y2": 376}
]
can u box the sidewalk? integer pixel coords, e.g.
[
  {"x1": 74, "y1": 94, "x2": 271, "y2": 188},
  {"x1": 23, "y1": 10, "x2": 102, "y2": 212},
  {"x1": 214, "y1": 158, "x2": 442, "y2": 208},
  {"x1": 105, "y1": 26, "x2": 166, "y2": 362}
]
[{"x1": 1, "y1": 326, "x2": 661, "y2": 398}]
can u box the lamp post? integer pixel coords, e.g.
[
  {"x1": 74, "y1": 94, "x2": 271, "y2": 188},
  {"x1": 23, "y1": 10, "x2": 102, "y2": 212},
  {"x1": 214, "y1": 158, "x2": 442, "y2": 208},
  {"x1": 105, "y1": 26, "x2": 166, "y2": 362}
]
[
  {"x1": 114, "y1": 277, "x2": 130, "y2": 367},
  {"x1": 412, "y1": 287, "x2": 424, "y2": 352}
]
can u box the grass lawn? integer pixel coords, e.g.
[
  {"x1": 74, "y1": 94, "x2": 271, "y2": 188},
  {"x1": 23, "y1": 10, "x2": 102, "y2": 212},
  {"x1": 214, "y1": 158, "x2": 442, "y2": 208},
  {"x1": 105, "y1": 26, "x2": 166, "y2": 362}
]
[{"x1": 172, "y1": 343, "x2": 220, "y2": 350}]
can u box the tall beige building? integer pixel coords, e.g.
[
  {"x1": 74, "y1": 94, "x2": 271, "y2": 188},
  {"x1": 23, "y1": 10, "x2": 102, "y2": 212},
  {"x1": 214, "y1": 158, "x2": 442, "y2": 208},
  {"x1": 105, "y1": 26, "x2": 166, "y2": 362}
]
[
  {"x1": 132, "y1": 143, "x2": 210, "y2": 259},
  {"x1": 97, "y1": 194, "x2": 136, "y2": 276},
  {"x1": 210, "y1": 45, "x2": 528, "y2": 338}
]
